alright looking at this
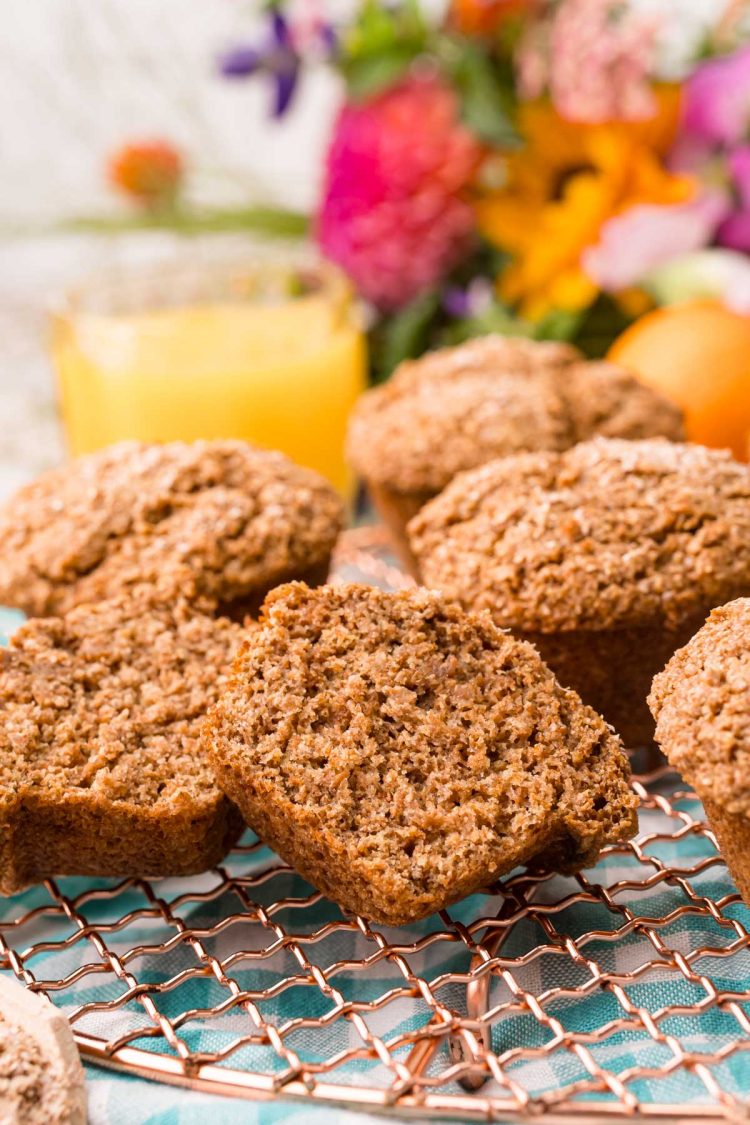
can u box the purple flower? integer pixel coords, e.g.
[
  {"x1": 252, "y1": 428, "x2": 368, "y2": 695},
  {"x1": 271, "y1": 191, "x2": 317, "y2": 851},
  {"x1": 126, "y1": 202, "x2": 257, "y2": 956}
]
[
  {"x1": 718, "y1": 145, "x2": 750, "y2": 252},
  {"x1": 672, "y1": 46, "x2": 750, "y2": 256},
  {"x1": 219, "y1": 11, "x2": 300, "y2": 117},
  {"x1": 442, "y1": 279, "x2": 494, "y2": 319},
  {"x1": 683, "y1": 44, "x2": 750, "y2": 147}
]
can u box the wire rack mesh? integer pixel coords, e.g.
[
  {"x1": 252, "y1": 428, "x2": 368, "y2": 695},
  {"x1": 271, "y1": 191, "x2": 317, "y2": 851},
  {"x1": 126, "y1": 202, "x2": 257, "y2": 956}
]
[{"x1": 2, "y1": 526, "x2": 750, "y2": 1122}]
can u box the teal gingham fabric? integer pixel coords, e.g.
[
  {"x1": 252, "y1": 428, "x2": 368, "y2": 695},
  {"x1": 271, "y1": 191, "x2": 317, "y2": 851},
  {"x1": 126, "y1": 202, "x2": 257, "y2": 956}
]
[{"x1": 2, "y1": 604, "x2": 750, "y2": 1122}]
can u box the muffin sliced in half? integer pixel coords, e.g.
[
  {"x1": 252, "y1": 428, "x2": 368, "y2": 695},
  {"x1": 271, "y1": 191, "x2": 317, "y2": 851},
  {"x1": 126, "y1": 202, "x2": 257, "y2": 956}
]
[
  {"x1": 205, "y1": 582, "x2": 637, "y2": 925},
  {"x1": 346, "y1": 335, "x2": 684, "y2": 570},
  {"x1": 409, "y1": 438, "x2": 750, "y2": 747},
  {"x1": 650, "y1": 598, "x2": 750, "y2": 906},
  {"x1": 0, "y1": 440, "x2": 344, "y2": 619},
  {"x1": 0, "y1": 593, "x2": 244, "y2": 893}
]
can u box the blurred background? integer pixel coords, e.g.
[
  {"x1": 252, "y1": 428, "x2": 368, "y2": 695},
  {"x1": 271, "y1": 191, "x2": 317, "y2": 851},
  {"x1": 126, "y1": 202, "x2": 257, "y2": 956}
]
[{"x1": 4, "y1": 0, "x2": 750, "y2": 501}]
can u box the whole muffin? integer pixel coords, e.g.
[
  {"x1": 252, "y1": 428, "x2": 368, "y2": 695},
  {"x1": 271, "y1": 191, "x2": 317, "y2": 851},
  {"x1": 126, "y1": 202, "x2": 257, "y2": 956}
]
[
  {"x1": 650, "y1": 599, "x2": 750, "y2": 905},
  {"x1": 409, "y1": 439, "x2": 750, "y2": 747},
  {"x1": 204, "y1": 582, "x2": 637, "y2": 925},
  {"x1": 0, "y1": 440, "x2": 344, "y2": 618},
  {"x1": 346, "y1": 335, "x2": 684, "y2": 569},
  {"x1": 0, "y1": 592, "x2": 244, "y2": 892}
]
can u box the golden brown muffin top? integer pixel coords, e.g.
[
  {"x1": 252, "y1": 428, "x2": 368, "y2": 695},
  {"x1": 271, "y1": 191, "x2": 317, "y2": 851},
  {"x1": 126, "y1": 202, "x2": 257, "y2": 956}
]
[
  {"x1": 206, "y1": 581, "x2": 636, "y2": 918},
  {"x1": 0, "y1": 592, "x2": 242, "y2": 810},
  {"x1": 409, "y1": 438, "x2": 750, "y2": 633},
  {"x1": 650, "y1": 598, "x2": 750, "y2": 816},
  {"x1": 0, "y1": 440, "x2": 344, "y2": 617},
  {"x1": 347, "y1": 336, "x2": 684, "y2": 495}
]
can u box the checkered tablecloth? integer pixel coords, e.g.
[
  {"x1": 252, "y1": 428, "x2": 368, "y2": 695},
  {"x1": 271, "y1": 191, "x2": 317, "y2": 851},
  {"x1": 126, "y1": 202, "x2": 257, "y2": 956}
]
[{"x1": 2, "y1": 602, "x2": 750, "y2": 1122}]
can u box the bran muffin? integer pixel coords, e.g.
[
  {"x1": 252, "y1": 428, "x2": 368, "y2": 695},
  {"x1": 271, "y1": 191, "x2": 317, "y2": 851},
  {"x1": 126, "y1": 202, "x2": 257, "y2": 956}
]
[
  {"x1": 409, "y1": 438, "x2": 750, "y2": 747},
  {"x1": 346, "y1": 335, "x2": 684, "y2": 569},
  {"x1": 204, "y1": 582, "x2": 637, "y2": 925},
  {"x1": 650, "y1": 598, "x2": 750, "y2": 905},
  {"x1": 0, "y1": 440, "x2": 344, "y2": 619},
  {"x1": 0, "y1": 592, "x2": 245, "y2": 893}
]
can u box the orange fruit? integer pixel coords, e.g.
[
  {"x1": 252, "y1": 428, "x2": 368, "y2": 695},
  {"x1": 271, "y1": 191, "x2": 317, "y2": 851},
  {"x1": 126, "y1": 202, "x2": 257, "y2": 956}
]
[{"x1": 608, "y1": 299, "x2": 750, "y2": 461}]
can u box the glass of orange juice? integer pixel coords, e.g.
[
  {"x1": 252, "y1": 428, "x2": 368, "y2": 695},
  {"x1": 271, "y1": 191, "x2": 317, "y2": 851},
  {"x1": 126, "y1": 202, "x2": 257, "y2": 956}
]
[{"x1": 50, "y1": 250, "x2": 367, "y2": 499}]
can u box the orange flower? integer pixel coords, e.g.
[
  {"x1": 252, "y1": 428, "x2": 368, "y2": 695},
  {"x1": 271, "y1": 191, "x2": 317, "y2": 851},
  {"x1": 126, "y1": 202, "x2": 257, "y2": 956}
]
[
  {"x1": 108, "y1": 140, "x2": 184, "y2": 209},
  {"x1": 475, "y1": 89, "x2": 695, "y2": 320},
  {"x1": 449, "y1": 0, "x2": 536, "y2": 35}
]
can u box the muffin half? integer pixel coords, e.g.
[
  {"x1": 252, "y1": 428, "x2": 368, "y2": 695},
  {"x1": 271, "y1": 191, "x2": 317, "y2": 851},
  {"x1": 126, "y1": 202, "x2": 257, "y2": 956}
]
[
  {"x1": 0, "y1": 592, "x2": 244, "y2": 892},
  {"x1": 409, "y1": 439, "x2": 750, "y2": 746},
  {"x1": 347, "y1": 335, "x2": 684, "y2": 570},
  {"x1": 650, "y1": 598, "x2": 750, "y2": 905},
  {"x1": 204, "y1": 582, "x2": 637, "y2": 925}
]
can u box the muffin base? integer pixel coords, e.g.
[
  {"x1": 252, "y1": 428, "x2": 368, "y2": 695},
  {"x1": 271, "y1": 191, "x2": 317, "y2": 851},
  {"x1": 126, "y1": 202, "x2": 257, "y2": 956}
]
[
  {"x1": 366, "y1": 482, "x2": 433, "y2": 577},
  {"x1": 702, "y1": 798, "x2": 750, "y2": 906},
  {"x1": 521, "y1": 615, "x2": 706, "y2": 748},
  {"x1": 0, "y1": 793, "x2": 244, "y2": 896}
]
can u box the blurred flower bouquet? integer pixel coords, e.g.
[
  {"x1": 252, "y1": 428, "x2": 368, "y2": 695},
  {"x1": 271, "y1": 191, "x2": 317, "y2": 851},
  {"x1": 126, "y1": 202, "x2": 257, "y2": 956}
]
[{"x1": 109, "y1": 0, "x2": 750, "y2": 379}]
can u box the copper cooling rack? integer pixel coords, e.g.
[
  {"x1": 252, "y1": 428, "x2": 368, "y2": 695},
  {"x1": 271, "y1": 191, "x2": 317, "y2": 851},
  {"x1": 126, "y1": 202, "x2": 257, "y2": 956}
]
[{"x1": 2, "y1": 526, "x2": 750, "y2": 1122}]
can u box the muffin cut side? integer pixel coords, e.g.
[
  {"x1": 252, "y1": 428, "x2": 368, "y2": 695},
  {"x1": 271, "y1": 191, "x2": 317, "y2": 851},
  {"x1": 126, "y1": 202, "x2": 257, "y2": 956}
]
[
  {"x1": 0, "y1": 594, "x2": 245, "y2": 893},
  {"x1": 205, "y1": 582, "x2": 637, "y2": 925},
  {"x1": 0, "y1": 440, "x2": 344, "y2": 618}
]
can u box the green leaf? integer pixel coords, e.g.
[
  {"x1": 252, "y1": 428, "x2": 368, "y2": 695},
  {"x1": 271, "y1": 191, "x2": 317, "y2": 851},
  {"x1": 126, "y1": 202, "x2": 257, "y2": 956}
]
[
  {"x1": 344, "y1": 49, "x2": 415, "y2": 100},
  {"x1": 64, "y1": 205, "x2": 310, "y2": 238},
  {"x1": 341, "y1": 0, "x2": 431, "y2": 100},
  {"x1": 442, "y1": 37, "x2": 519, "y2": 146},
  {"x1": 566, "y1": 294, "x2": 634, "y2": 357},
  {"x1": 370, "y1": 288, "x2": 442, "y2": 380},
  {"x1": 533, "y1": 308, "x2": 584, "y2": 342},
  {"x1": 440, "y1": 301, "x2": 531, "y2": 346}
]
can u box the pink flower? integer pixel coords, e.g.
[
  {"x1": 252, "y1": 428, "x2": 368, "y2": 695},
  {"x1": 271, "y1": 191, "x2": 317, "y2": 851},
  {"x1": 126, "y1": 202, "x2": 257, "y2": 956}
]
[
  {"x1": 683, "y1": 44, "x2": 750, "y2": 147},
  {"x1": 316, "y1": 74, "x2": 482, "y2": 311},
  {"x1": 517, "y1": 0, "x2": 659, "y2": 124},
  {"x1": 672, "y1": 47, "x2": 750, "y2": 255},
  {"x1": 582, "y1": 189, "x2": 729, "y2": 291},
  {"x1": 717, "y1": 145, "x2": 750, "y2": 252}
]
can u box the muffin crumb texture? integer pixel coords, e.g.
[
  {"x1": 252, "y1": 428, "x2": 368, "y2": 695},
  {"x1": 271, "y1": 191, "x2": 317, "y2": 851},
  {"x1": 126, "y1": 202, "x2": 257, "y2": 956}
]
[
  {"x1": 0, "y1": 974, "x2": 86, "y2": 1123},
  {"x1": 0, "y1": 1012, "x2": 47, "y2": 1124},
  {"x1": 0, "y1": 440, "x2": 344, "y2": 617},
  {"x1": 347, "y1": 336, "x2": 684, "y2": 497},
  {"x1": 409, "y1": 438, "x2": 750, "y2": 633},
  {"x1": 0, "y1": 593, "x2": 245, "y2": 892},
  {"x1": 650, "y1": 598, "x2": 750, "y2": 816},
  {"x1": 205, "y1": 582, "x2": 637, "y2": 925}
]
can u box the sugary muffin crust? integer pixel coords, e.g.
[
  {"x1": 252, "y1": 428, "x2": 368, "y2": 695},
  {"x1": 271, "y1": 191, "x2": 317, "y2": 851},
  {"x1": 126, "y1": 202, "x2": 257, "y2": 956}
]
[
  {"x1": 0, "y1": 440, "x2": 344, "y2": 618},
  {"x1": 205, "y1": 582, "x2": 637, "y2": 925},
  {"x1": 559, "y1": 361, "x2": 686, "y2": 444},
  {"x1": 0, "y1": 592, "x2": 244, "y2": 892},
  {"x1": 347, "y1": 336, "x2": 684, "y2": 496},
  {"x1": 650, "y1": 599, "x2": 750, "y2": 816},
  {"x1": 409, "y1": 439, "x2": 750, "y2": 633}
]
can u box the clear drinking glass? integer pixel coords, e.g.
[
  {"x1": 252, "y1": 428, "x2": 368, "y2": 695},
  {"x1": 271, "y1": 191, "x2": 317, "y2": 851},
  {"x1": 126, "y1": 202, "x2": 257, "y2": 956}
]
[{"x1": 51, "y1": 251, "x2": 367, "y2": 498}]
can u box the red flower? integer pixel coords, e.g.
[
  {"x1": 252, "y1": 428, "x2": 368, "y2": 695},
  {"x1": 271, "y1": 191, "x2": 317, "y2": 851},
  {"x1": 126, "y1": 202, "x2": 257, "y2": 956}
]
[
  {"x1": 317, "y1": 74, "x2": 482, "y2": 311},
  {"x1": 108, "y1": 140, "x2": 184, "y2": 209}
]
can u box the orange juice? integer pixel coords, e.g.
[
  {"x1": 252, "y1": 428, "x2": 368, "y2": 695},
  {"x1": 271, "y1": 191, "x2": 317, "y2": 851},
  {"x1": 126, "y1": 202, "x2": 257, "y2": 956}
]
[{"x1": 51, "y1": 258, "x2": 367, "y2": 498}]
